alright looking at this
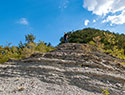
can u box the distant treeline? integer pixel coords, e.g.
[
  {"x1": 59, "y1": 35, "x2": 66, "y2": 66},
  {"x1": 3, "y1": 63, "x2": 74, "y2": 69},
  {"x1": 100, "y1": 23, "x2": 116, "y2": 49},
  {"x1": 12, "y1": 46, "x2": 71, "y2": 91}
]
[
  {"x1": 0, "y1": 34, "x2": 55, "y2": 64},
  {"x1": 60, "y1": 28, "x2": 125, "y2": 59}
]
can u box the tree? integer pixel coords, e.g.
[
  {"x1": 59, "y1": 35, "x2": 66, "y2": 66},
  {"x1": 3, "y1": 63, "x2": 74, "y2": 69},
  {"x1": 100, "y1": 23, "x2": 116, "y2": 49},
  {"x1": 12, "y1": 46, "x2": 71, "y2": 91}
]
[
  {"x1": 47, "y1": 42, "x2": 52, "y2": 47},
  {"x1": 59, "y1": 28, "x2": 125, "y2": 60},
  {"x1": 18, "y1": 41, "x2": 24, "y2": 49},
  {"x1": 25, "y1": 33, "x2": 36, "y2": 43}
]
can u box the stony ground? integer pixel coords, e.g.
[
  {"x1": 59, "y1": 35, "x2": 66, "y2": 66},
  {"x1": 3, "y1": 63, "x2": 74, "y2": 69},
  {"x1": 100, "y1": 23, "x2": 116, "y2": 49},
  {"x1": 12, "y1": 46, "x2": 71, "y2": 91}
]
[{"x1": 0, "y1": 43, "x2": 125, "y2": 95}]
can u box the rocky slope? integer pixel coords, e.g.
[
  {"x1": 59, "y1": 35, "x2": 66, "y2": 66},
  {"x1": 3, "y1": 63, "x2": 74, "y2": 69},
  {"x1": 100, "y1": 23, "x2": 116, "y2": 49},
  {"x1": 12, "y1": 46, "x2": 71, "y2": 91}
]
[{"x1": 0, "y1": 43, "x2": 125, "y2": 95}]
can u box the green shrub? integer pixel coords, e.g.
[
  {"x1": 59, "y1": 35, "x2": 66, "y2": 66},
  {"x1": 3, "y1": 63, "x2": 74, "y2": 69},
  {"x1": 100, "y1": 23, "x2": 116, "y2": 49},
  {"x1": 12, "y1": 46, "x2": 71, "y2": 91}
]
[
  {"x1": 102, "y1": 88, "x2": 110, "y2": 95},
  {"x1": 0, "y1": 34, "x2": 55, "y2": 64}
]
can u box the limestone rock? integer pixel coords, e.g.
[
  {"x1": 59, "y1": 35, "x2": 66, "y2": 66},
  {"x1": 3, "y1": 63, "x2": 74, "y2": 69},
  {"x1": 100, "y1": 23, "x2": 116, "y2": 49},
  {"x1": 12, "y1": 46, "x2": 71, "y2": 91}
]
[{"x1": 0, "y1": 43, "x2": 125, "y2": 95}]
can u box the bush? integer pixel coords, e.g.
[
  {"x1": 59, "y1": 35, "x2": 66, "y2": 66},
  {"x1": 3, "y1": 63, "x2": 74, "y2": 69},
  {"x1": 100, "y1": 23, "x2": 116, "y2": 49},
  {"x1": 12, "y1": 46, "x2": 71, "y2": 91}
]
[{"x1": 0, "y1": 34, "x2": 55, "y2": 64}]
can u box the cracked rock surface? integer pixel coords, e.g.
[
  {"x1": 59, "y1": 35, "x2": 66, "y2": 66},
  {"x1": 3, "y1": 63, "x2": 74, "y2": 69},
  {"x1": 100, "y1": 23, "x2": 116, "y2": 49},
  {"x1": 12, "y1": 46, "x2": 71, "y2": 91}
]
[{"x1": 0, "y1": 43, "x2": 125, "y2": 95}]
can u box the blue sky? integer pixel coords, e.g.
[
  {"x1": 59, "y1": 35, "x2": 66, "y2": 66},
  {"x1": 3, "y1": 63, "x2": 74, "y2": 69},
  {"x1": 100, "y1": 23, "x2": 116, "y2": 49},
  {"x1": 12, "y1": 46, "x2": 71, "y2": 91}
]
[{"x1": 0, "y1": 0, "x2": 125, "y2": 46}]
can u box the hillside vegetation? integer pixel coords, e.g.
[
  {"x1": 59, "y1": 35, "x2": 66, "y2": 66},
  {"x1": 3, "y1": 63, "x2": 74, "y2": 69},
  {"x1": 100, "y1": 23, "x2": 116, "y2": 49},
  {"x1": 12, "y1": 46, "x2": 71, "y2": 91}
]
[
  {"x1": 0, "y1": 34, "x2": 55, "y2": 64},
  {"x1": 0, "y1": 28, "x2": 125, "y2": 64},
  {"x1": 60, "y1": 28, "x2": 125, "y2": 60}
]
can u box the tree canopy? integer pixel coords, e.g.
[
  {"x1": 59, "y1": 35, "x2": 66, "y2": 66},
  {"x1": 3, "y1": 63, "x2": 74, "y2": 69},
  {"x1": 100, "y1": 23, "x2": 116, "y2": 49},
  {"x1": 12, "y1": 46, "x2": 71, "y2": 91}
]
[{"x1": 60, "y1": 28, "x2": 125, "y2": 59}]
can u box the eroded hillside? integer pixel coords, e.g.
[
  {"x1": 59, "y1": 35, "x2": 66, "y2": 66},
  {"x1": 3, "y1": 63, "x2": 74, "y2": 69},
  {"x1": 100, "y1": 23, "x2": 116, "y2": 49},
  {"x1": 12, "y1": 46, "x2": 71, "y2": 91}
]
[{"x1": 0, "y1": 43, "x2": 125, "y2": 95}]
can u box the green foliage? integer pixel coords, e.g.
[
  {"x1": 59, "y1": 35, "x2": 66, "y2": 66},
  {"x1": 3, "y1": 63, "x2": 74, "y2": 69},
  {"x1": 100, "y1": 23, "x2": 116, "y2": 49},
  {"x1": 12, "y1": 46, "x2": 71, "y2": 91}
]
[
  {"x1": 0, "y1": 34, "x2": 55, "y2": 64},
  {"x1": 89, "y1": 41, "x2": 96, "y2": 46},
  {"x1": 25, "y1": 33, "x2": 36, "y2": 43},
  {"x1": 35, "y1": 40, "x2": 54, "y2": 53},
  {"x1": 102, "y1": 88, "x2": 110, "y2": 95},
  {"x1": 121, "y1": 62, "x2": 125, "y2": 65},
  {"x1": 60, "y1": 28, "x2": 125, "y2": 60},
  {"x1": 47, "y1": 42, "x2": 52, "y2": 47},
  {"x1": 18, "y1": 41, "x2": 24, "y2": 49}
]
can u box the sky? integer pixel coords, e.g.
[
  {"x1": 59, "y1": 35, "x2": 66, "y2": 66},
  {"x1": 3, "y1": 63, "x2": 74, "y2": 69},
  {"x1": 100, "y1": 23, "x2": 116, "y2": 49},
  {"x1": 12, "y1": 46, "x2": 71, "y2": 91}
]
[{"x1": 0, "y1": 0, "x2": 125, "y2": 46}]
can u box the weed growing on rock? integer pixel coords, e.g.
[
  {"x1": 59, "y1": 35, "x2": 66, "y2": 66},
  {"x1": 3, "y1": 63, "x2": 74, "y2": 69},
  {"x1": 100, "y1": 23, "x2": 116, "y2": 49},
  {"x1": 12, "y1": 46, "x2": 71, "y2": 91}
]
[{"x1": 102, "y1": 88, "x2": 110, "y2": 95}]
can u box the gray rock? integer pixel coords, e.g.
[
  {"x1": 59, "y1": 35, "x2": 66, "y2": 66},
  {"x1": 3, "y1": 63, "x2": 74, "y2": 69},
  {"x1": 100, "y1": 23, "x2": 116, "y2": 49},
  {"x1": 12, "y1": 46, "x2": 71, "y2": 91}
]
[{"x1": 1, "y1": 43, "x2": 125, "y2": 95}]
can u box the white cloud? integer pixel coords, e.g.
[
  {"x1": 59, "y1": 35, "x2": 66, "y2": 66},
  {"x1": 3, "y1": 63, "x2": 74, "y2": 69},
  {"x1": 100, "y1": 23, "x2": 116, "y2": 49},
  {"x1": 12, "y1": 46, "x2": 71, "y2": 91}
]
[
  {"x1": 83, "y1": 0, "x2": 125, "y2": 25},
  {"x1": 93, "y1": 19, "x2": 96, "y2": 23},
  {"x1": 103, "y1": 10, "x2": 125, "y2": 25},
  {"x1": 59, "y1": 0, "x2": 69, "y2": 9},
  {"x1": 18, "y1": 18, "x2": 28, "y2": 25},
  {"x1": 84, "y1": 19, "x2": 89, "y2": 26}
]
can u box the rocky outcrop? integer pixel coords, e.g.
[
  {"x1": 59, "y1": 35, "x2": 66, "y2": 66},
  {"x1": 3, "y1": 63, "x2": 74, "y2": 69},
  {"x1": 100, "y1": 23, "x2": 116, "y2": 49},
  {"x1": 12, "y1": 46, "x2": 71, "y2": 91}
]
[{"x1": 0, "y1": 43, "x2": 125, "y2": 95}]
